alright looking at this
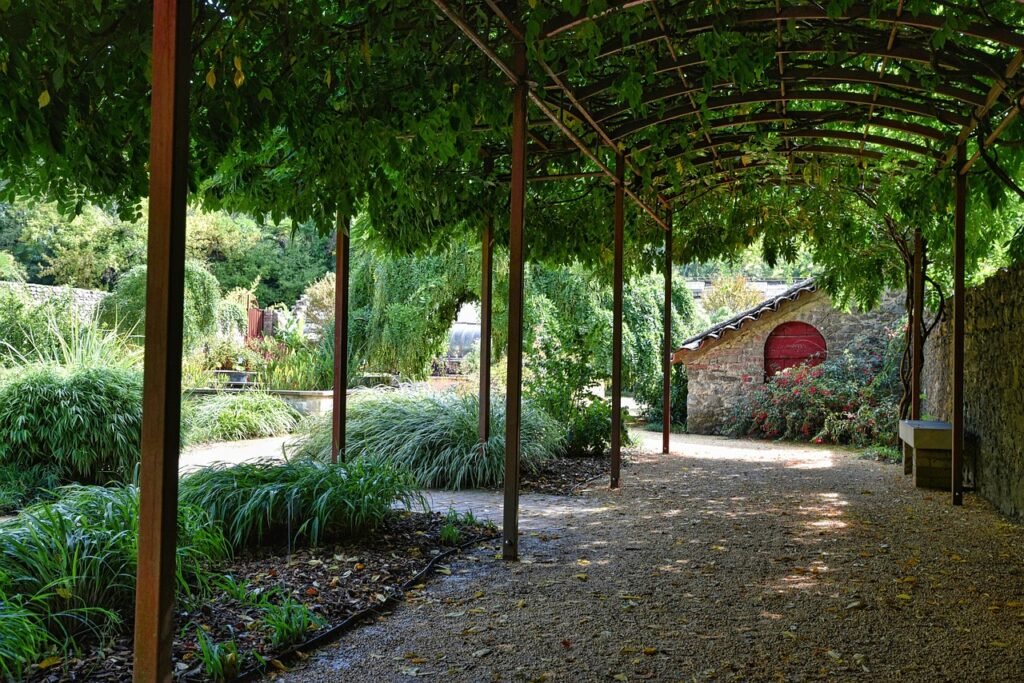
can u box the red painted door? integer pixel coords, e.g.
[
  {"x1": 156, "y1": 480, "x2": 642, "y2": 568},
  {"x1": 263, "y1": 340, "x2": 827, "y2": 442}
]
[
  {"x1": 764, "y1": 321, "x2": 826, "y2": 377},
  {"x1": 246, "y1": 308, "x2": 265, "y2": 340}
]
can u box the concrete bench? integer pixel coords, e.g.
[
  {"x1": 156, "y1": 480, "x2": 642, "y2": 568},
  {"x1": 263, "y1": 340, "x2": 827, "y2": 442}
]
[{"x1": 898, "y1": 420, "x2": 952, "y2": 490}]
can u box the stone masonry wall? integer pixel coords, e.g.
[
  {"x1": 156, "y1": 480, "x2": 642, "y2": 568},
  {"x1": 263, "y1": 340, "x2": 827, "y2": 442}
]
[
  {"x1": 682, "y1": 289, "x2": 902, "y2": 434},
  {"x1": 922, "y1": 265, "x2": 1024, "y2": 517},
  {"x1": 0, "y1": 281, "x2": 108, "y2": 319}
]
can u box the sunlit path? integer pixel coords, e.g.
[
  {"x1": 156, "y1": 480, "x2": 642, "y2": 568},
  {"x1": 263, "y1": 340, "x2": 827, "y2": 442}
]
[{"x1": 281, "y1": 430, "x2": 1024, "y2": 682}]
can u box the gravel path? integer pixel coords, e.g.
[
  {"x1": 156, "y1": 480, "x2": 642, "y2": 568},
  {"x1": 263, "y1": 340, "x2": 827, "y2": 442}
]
[{"x1": 280, "y1": 431, "x2": 1024, "y2": 682}]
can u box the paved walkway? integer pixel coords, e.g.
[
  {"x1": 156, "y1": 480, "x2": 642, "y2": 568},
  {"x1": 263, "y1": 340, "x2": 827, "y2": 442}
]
[
  {"x1": 279, "y1": 430, "x2": 1024, "y2": 682},
  {"x1": 178, "y1": 436, "x2": 291, "y2": 473}
]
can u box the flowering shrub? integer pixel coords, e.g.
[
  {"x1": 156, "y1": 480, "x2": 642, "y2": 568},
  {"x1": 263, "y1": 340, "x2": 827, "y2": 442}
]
[{"x1": 726, "y1": 328, "x2": 901, "y2": 447}]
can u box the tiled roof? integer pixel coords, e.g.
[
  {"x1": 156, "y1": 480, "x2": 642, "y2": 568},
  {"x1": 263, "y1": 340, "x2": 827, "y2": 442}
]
[{"x1": 674, "y1": 279, "x2": 817, "y2": 356}]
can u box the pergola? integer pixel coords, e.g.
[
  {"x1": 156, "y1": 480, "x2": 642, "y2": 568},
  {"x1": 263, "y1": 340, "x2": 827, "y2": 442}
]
[{"x1": 136, "y1": 1, "x2": 1024, "y2": 679}]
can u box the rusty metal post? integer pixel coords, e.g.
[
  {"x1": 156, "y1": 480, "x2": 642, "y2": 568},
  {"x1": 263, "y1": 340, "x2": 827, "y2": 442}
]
[
  {"x1": 911, "y1": 228, "x2": 924, "y2": 421},
  {"x1": 480, "y1": 164, "x2": 494, "y2": 445},
  {"x1": 952, "y1": 145, "x2": 966, "y2": 505},
  {"x1": 662, "y1": 210, "x2": 673, "y2": 455},
  {"x1": 610, "y1": 152, "x2": 625, "y2": 488},
  {"x1": 332, "y1": 212, "x2": 350, "y2": 463},
  {"x1": 133, "y1": 0, "x2": 190, "y2": 680},
  {"x1": 503, "y1": 42, "x2": 527, "y2": 561}
]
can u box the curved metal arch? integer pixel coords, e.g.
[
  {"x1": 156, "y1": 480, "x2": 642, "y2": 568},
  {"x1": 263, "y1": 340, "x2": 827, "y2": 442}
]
[
  {"x1": 611, "y1": 89, "x2": 969, "y2": 140},
  {"x1": 668, "y1": 174, "x2": 881, "y2": 206},
  {"x1": 591, "y1": 66, "x2": 988, "y2": 124},
  {"x1": 576, "y1": 38, "x2": 1000, "y2": 101},
  {"x1": 658, "y1": 162, "x2": 883, "y2": 200},
  {"x1": 667, "y1": 6, "x2": 1024, "y2": 52},
  {"x1": 647, "y1": 144, "x2": 916, "y2": 188},
  {"x1": 626, "y1": 112, "x2": 947, "y2": 151},
  {"x1": 554, "y1": 4, "x2": 1024, "y2": 52},
  {"x1": 655, "y1": 129, "x2": 941, "y2": 162}
]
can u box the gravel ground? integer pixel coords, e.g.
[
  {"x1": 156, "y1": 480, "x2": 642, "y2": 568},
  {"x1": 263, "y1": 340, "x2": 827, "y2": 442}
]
[{"x1": 279, "y1": 430, "x2": 1024, "y2": 682}]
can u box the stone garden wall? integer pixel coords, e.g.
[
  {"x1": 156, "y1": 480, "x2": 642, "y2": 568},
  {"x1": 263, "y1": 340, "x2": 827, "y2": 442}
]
[
  {"x1": 682, "y1": 289, "x2": 902, "y2": 434},
  {"x1": 0, "y1": 281, "x2": 108, "y2": 319},
  {"x1": 922, "y1": 264, "x2": 1024, "y2": 517}
]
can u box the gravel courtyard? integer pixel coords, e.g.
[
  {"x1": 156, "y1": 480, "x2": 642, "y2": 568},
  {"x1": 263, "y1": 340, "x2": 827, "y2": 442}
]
[{"x1": 281, "y1": 431, "x2": 1024, "y2": 682}]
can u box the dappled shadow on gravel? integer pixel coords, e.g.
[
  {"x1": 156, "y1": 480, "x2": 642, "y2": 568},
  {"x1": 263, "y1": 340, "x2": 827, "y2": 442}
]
[{"x1": 281, "y1": 431, "x2": 1024, "y2": 682}]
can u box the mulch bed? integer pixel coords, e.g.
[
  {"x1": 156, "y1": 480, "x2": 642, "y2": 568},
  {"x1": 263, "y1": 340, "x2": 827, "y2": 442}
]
[
  {"x1": 521, "y1": 454, "x2": 617, "y2": 496},
  {"x1": 27, "y1": 513, "x2": 497, "y2": 683}
]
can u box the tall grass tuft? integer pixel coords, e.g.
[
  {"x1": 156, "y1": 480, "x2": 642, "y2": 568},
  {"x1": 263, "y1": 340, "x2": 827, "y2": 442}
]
[
  {"x1": 0, "y1": 365, "x2": 143, "y2": 483},
  {"x1": 286, "y1": 390, "x2": 564, "y2": 489},
  {"x1": 0, "y1": 484, "x2": 229, "y2": 649},
  {"x1": 179, "y1": 457, "x2": 421, "y2": 549},
  {"x1": 0, "y1": 597, "x2": 55, "y2": 680},
  {"x1": 182, "y1": 392, "x2": 300, "y2": 445}
]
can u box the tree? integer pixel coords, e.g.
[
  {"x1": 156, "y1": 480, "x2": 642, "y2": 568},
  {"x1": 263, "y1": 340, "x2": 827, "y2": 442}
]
[
  {"x1": 99, "y1": 260, "x2": 222, "y2": 350},
  {"x1": 0, "y1": 251, "x2": 25, "y2": 281},
  {"x1": 703, "y1": 275, "x2": 766, "y2": 319}
]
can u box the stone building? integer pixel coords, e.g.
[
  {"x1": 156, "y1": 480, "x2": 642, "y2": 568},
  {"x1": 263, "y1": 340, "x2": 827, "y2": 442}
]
[
  {"x1": 922, "y1": 264, "x2": 1024, "y2": 518},
  {"x1": 673, "y1": 280, "x2": 902, "y2": 434}
]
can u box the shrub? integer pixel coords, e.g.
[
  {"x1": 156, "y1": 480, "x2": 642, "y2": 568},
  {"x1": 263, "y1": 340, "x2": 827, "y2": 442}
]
[
  {"x1": 0, "y1": 484, "x2": 229, "y2": 648},
  {"x1": 633, "y1": 363, "x2": 688, "y2": 429},
  {"x1": 563, "y1": 397, "x2": 631, "y2": 457},
  {"x1": 0, "y1": 287, "x2": 75, "y2": 367},
  {"x1": 0, "y1": 365, "x2": 143, "y2": 484},
  {"x1": 0, "y1": 464, "x2": 61, "y2": 514},
  {"x1": 178, "y1": 457, "x2": 421, "y2": 549},
  {"x1": 286, "y1": 390, "x2": 564, "y2": 489},
  {"x1": 99, "y1": 259, "x2": 221, "y2": 349},
  {"x1": 725, "y1": 329, "x2": 901, "y2": 447},
  {"x1": 216, "y1": 299, "x2": 248, "y2": 340},
  {"x1": 255, "y1": 333, "x2": 334, "y2": 391},
  {"x1": 182, "y1": 392, "x2": 300, "y2": 445}
]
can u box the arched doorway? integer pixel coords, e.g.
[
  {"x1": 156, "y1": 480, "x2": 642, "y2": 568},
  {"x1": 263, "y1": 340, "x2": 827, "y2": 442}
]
[{"x1": 764, "y1": 322, "x2": 827, "y2": 378}]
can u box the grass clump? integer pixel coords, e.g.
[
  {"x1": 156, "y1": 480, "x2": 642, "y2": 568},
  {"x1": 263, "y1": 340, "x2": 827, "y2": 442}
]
[
  {"x1": 0, "y1": 598, "x2": 55, "y2": 680},
  {"x1": 0, "y1": 484, "x2": 229, "y2": 654},
  {"x1": 179, "y1": 457, "x2": 421, "y2": 549},
  {"x1": 287, "y1": 390, "x2": 564, "y2": 489},
  {"x1": 0, "y1": 365, "x2": 143, "y2": 484},
  {"x1": 182, "y1": 392, "x2": 300, "y2": 445},
  {"x1": 860, "y1": 445, "x2": 902, "y2": 464}
]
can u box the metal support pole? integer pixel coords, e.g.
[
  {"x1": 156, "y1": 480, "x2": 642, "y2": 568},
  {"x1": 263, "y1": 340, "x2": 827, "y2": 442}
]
[
  {"x1": 503, "y1": 42, "x2": 527, "y2": 561},
  {"x1": 952, "y1": 146, "x2": 967, "y2": 505},
  {"x1": 662, "y1": 210, "x2": 673, "y2": 455},
  {"x1": 332, "y1": 212, "x2": 350, "y2": 463},
  {"x1": 911, "y1": 228, "x2": 924, "y2": 421},
  {"x1": 133, "y1": 0, "x2": 190, "y2": 679},
  {"x1": 610, "y1": 152, "x2": 625, "y2": 488},
  {"x1": 480, "y1": 166, "x2": 494, "y2": 445}
]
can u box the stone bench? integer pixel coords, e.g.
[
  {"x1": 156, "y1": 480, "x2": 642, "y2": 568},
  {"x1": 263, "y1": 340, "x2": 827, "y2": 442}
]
[{"x1": 898, "y1": 419, "x2": 952, "y2": 490}]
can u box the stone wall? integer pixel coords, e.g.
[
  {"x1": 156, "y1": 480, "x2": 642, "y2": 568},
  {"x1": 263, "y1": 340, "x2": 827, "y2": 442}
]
[
  {"x1": 922, "y1": 265, "x2": 1024, "y2": 517},
  {"x1": 681, "y1": 289, "x2": 902, "y2": 434},
  {"x1": 0, "y1": 281, "x2": 108, "y2": 319}
]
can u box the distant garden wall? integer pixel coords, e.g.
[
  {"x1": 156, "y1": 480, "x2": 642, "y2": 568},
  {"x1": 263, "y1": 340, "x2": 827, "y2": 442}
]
[
  {"x1": 0, "y1": 281, "x2": 108, "y2": 319},
  {"x1": 922, "y1": 264, "x2": 1024, "y2": 517},
  {"x1": 681, "y1": 289, "x2": 902, "y2": 434}
]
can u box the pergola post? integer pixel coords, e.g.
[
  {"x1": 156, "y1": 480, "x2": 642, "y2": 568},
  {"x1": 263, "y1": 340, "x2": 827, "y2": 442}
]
[
  {"x1": 479, "y1": 167, "x2": 494, "y2": 445},
  {"x1": 133, "y1": 0, "x2": 190, "y2": 679},
  {"x1": 952, "y1": 144, "x2": 967, "y2": 505},
  {"x1": 503, "y1": 41, "x2": 527, "y2": 561},
  {"x1": 662, "y1": 210, "x2": 673, "y2": 455},
  {"x1": 911, "y1": 228, "x2": 924, "y2": 421},
  {"x1": 332, "y1": 212, "x2": 350, "y2": 463},
  {"x1": 610, "y1": 152, "x2": 625, "y2": 488}
]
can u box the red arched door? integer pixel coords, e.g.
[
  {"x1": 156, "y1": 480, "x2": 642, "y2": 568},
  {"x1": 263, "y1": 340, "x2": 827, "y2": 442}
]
[{"x1": 764, "y1": 321, "x2": 827, "y2": 378}]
